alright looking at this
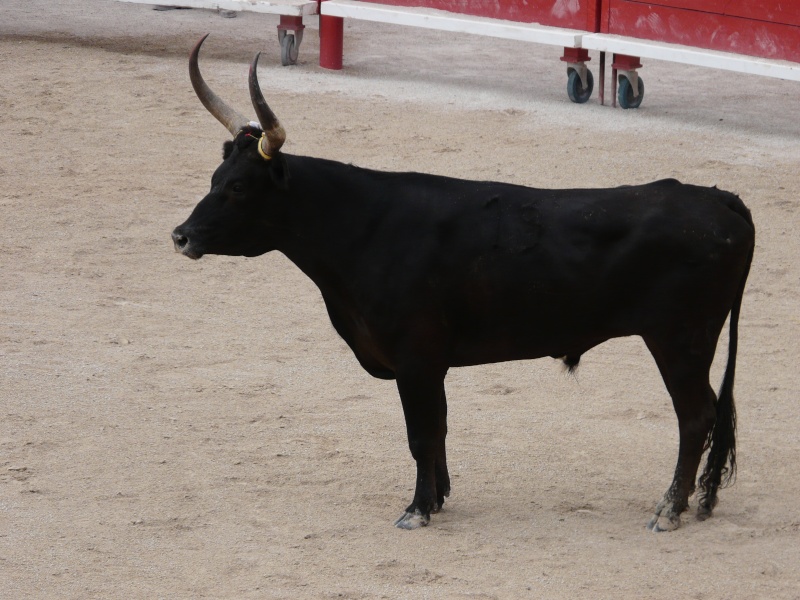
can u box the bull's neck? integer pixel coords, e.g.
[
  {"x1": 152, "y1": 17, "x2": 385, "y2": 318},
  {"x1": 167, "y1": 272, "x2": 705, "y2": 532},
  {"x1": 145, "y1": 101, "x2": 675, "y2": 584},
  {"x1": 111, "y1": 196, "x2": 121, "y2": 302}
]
[{"x1": 271, "y1": 155, "x2": 385, "y2": 297}]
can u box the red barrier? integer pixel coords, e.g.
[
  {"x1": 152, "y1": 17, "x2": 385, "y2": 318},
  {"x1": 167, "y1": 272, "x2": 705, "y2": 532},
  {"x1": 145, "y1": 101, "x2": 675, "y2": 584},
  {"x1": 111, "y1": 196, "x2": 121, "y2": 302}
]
[
  {"x1": 600, "y1": 0, "x2": 800, "y2": 62},
  {"x1": 317, "y1": 0, "x2": 798, "y2": 107},
  {"x1": 319, "y1": 1, "x2": 602, "y2": 71},
  {"x1": 363, "y1": 0, "x2": 601, "y2": 31}
]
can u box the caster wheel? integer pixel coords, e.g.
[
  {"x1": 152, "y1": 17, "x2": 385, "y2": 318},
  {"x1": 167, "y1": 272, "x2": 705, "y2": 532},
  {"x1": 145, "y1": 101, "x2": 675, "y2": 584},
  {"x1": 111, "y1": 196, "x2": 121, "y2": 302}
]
[
  {"x1": 567, "y1": 69, "x2": 593, "y2": 104},
  {"x1": 280, "y1": 33, "x2": 299, "y2": 66},
  {"x1": 618, "y1": 76, "x2": 644, "y2": 109}
]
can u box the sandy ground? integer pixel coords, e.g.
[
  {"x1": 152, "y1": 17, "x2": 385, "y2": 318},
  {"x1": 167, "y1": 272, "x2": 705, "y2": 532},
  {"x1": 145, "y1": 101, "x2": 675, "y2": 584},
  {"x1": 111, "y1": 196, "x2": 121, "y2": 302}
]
[{"x1": 2, "y1": 1, "x2": 799, "y2": 598}]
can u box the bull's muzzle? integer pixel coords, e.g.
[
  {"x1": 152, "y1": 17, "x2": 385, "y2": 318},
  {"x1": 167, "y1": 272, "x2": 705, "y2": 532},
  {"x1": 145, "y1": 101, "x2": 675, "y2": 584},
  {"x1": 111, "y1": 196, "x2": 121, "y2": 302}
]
[
  {"x1": 171, "y1": 228, "x2": 188, "y2": 251},
  {"x1": 171, "y1": 228, "x2": 201, "y2": 259}
]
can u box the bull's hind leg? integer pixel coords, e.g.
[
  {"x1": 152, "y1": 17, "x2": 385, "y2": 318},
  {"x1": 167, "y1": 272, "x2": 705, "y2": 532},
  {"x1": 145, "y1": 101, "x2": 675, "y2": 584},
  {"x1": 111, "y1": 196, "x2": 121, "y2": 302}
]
[
  {"x1": 433, "y1": 383, "x2": 451, "y2": 511},
  {"x1": 644, "y1": 334, "x2": 718, "y2": 532},
  {"x1": 393, "y1": 368, "x2": 450, "y2": 529}
]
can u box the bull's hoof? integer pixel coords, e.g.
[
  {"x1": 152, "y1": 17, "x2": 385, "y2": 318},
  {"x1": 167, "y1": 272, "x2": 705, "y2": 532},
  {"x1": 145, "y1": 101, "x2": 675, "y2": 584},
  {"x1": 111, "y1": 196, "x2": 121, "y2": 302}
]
[
  {"x1": 696, "y1": 491, "x2": 718, "y2": 521},
  {"x1": 394, "y1": 509, "x2": 429, "y2": 530},
  {"x1": 647, "y1": 496, "x2": 686, "y2": 532},
  {"x1": 696, "y1": 504, "x2": 714, "y2": 521},
  {"x1": 646, "y1": 513, "x2": 681, "y2": 532}
]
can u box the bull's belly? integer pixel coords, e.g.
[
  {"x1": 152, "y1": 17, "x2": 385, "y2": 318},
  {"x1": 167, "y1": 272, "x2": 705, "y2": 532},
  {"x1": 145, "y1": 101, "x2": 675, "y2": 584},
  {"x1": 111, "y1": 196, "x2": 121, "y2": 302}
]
[{"x1": 448, "y1": 328, "x2": 615, "y2": 368}]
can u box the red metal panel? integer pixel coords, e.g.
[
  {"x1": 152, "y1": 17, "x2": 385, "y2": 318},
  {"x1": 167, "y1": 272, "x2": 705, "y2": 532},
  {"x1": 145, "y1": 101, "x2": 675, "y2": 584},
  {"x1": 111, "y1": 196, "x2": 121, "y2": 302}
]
[
  {"x1": 599, "y1": 0, "x2": 611, "y2": 33},
  {"x1": 724, "y1": 1, "x2": 800, "y2": 27},
  {"x1": 622, "y1": 1, "x2": 800, "y2": 26},
  {"x1": 604, "y1": 0, "x2": 800, "y2": 62},
  {"x1": 359, "y1": 1, "x2": 601, "y2": 30},
  {"x1": 632, "y1": 1, "x2": 727, "y2": 12},
  {"x1": 586, "y1": 0, "x2": 601, "y2": 31}
]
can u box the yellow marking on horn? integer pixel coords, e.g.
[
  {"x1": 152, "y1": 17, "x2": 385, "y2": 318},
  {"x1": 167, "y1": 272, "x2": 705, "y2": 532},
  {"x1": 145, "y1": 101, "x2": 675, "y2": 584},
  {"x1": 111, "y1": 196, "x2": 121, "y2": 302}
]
[{"x1": 257, "y1": 133, "x2": 272, "y2": 161}]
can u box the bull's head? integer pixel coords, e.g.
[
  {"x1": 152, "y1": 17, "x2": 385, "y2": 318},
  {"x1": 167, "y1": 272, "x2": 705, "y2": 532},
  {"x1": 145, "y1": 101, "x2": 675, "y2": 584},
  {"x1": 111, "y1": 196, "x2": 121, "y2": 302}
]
[{"x1": 172, "y1": 35, "x2": 290, "y2": 259}]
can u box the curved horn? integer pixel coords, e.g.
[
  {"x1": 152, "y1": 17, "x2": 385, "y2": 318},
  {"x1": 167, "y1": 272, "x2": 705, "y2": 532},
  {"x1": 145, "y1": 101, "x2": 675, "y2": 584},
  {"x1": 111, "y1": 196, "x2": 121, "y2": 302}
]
[
  {"x1": 189, "y1": 34, "x2": 250, "y2": 136},
  {"x1": 249, "y1": 52, "x2": 286, "y2": 156}
]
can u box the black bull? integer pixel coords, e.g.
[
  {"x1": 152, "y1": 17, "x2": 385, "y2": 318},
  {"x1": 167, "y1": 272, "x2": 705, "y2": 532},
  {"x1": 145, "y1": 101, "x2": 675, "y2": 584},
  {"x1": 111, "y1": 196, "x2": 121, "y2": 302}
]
[{"x1": 172, "y1": 36, "x2": 755, "y2": 532}]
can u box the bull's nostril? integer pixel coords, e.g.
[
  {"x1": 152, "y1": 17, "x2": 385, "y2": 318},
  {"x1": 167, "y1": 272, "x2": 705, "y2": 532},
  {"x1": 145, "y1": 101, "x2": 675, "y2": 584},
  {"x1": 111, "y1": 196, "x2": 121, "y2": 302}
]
[{"x1": 172, "y1": 231, "x2": 189, "y2": 250}]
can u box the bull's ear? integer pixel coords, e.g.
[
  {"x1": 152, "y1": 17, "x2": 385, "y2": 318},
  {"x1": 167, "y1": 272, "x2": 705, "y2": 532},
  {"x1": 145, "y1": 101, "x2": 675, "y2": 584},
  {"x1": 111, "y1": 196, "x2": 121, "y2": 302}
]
[
  {"x1": 269, "y1": 154, "x2": 290, "y2": 191},
  {"x1": 222, "y1": 141, "x2": 235, "y2": 160}
]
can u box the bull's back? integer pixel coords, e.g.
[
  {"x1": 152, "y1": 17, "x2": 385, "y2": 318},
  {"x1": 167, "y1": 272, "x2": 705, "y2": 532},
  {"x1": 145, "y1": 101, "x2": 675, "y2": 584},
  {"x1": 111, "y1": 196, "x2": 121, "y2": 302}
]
[{"x1": 429, "y1": 179, "x2": 754, "y2": 365}]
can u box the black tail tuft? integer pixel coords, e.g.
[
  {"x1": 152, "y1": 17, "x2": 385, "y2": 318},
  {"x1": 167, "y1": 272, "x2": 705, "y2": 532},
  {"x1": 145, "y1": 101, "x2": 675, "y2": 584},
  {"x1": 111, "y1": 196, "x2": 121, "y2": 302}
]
[
  {"x1": 561, "y1": 354, "x2": 581, "y2": 374},
  {"x1": 697, "y1": 372, "x2": 738, "y2": 513},
  {"x1": 697, "y1": 202, "x2": 753, "y2": 514}
]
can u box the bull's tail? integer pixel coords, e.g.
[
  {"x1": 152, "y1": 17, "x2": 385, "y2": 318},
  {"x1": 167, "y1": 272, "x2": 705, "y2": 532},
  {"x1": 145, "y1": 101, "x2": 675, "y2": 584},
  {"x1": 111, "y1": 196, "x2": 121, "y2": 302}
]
[{"x1": 697, "y1": 199, "x2": 754, "y2": 518}]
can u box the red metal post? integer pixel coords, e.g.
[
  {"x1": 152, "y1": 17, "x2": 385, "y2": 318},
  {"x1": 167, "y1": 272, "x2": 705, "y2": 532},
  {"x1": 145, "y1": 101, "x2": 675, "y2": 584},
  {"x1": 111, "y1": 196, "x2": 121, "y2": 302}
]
[
  {"x1": 611, "y1": 65, "x2": 617, "y2": 108},
  {"x1": 598, "y1": 51, "x2": 605, "y2": 105},
  {"x1": 320, "y1": 14, "x2": 344, "y2": 69}
]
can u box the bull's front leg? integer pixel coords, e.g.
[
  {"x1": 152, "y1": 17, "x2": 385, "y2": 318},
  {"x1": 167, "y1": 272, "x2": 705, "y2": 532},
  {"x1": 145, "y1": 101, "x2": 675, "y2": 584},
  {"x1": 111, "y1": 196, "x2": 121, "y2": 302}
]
[{"x1": 393, "y1": 367, "x2": 450, "y2": 529}]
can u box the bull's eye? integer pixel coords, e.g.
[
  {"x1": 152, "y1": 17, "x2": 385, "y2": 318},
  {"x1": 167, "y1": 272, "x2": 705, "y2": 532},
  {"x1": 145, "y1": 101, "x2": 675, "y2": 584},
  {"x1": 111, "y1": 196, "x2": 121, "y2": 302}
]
[{"x1": 232, "y1": 183, "x2": 245, "y2": 194}]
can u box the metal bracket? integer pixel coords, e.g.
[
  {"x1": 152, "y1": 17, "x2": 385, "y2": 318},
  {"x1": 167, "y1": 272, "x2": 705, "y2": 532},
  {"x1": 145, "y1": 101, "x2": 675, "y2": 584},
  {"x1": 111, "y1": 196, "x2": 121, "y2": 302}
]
[
  {"x1": 568, "y1": 62, "x2": 590, "y2": 91},
  {"x1": 278, "y1": 27, "x2": 304, "y2": 48},
  {"x1": 611, "y1": 54, "x2": 642, "y2": 100},
  {"x1": 560, "y1": 47, "x2": 592, "y2": 92},
  {"x1": 616, "y1": 69, "x2": 640, "y2": 98},
  {"x1": 278, "y1": 15, "x2": 305, "y2": 48}
]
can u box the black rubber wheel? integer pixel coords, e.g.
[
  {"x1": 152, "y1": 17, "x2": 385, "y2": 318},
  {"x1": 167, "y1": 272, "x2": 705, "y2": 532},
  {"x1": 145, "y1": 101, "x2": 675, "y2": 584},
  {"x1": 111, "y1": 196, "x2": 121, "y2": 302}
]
[
  {"x1": 567, "y1": 69, "x2": 594, "y2": 104},
  {"x1": 618, "y1": 76, "x2": 644, "y2": 109},
  {"x1": 280, "y1": 33, "x2": 299, "y2": 66}
]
